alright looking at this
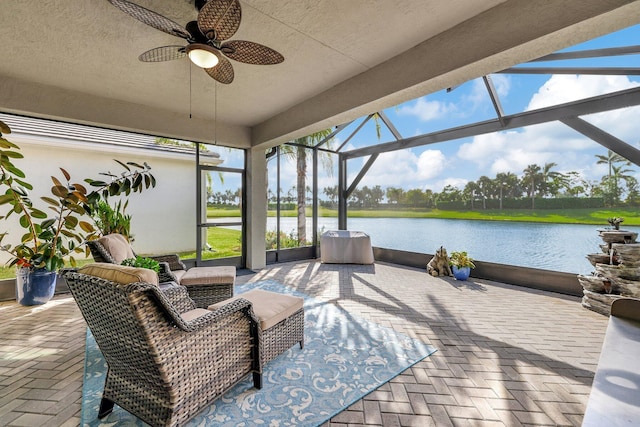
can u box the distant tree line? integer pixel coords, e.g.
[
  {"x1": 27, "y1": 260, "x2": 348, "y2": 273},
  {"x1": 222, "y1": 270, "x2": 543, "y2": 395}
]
[
  {"x1": 208, "y1": 189, "x2": 241, "y2": 206},
  {"x1": 317, "y1": 151, "x2": 640, "y2": 210}
]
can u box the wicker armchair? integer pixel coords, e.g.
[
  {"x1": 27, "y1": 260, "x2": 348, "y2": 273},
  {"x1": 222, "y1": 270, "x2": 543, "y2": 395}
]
[
  {"x1": 66, "y1": 264, "x2": 262, "y2": 427},
  {"x1": 86, "y1": 234, "x2": 235, "y2": 307},
  {"x1": 86, "y1": 234, "x2": 186, "y2": 284}
]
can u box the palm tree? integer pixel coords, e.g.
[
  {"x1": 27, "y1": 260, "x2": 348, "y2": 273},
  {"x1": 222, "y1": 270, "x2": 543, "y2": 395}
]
[
  {"x1": 611, "y1": 164, "x2": 634, "y2": 204},
  {"x1": 385, "y1": 187, "x2": 405, "y2": 205},
  {"x1": 370, "y1": 185, "x2": 384, "y2": 207},
  {"x1": 522, "y1": 164, "x2": 541, "y2": 209},
  {"x1": 281, "y1": 130, "x2": 333, "y2": 244},
  {"x1": 596, "y1": 150, "x2": 632, "y2": 206},
  {"x1": 463, "y1": 181, "x2": 480, "y2": 209},
  {"x1": 497, "y1": 171, "x2": 519, "y2": 198},
  {"x1": 323, "y1": 185, "x2": 338, "y2": 206},
  {"x1": 596, "y1": 150, "x2": 630, "y2": 179},
  {"x1": 539, "y1": 162, "x2": 567, "y2": 197},
  {"x1": 625, "y1": 176, "x2": 640, "y2": 206},
  {"x1": 494, "y1": 172, "x2": 513, "y2": 210},
  {"x1": 476, "y1": 176, "x2": 493, "y2": 209}
]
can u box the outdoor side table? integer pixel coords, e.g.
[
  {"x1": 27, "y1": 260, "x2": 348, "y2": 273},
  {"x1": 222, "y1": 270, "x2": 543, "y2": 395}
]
[{"x1": 320, "y1": 230, "x2": 374, "y2": 264}]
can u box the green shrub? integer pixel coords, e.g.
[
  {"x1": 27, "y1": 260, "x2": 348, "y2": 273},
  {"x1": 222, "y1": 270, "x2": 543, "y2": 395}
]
[{"x1": 121, "y1": 256, "x2": 159, "y2": 272}]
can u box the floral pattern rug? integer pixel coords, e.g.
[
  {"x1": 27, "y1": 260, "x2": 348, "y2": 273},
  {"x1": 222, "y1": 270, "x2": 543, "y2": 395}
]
[{"x1": 81, "y1": 279, "x2": 436, "y2": 426}]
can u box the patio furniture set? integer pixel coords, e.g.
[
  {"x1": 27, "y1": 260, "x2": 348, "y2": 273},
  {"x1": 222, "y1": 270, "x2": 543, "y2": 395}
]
[{"x1": 66, "y1": 234, "x2": 304, "y2": 427}]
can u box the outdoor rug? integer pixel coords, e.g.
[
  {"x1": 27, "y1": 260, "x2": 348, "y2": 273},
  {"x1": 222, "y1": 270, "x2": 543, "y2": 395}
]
[{"x1": 81, "y1": 279, "x2": 436, "y2": 426}]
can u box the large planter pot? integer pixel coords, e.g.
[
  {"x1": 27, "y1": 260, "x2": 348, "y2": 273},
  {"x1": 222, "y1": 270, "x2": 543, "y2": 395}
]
[
  {"x1": 452, "y1": 266, "x2": 471, "y2": 281},
  {"x1": 16, "y1": 267, "x2": 57, "y2": 306}
]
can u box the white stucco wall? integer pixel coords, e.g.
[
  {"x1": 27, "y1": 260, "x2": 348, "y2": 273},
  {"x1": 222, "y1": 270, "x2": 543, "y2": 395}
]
[{"x1": 1, "y1": 132, "x2": 202, "y2": 263}]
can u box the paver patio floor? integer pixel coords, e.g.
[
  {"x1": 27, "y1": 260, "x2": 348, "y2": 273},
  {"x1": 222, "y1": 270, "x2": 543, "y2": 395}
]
[{"x1": 0, "y1": 261, "x2": 608, "y2": 426}]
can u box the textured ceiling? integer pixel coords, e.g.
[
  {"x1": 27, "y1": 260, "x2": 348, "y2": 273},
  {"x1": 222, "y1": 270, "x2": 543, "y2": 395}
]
[{"x1": 1, "y1": 0, "x2": 639, "y2": 149}]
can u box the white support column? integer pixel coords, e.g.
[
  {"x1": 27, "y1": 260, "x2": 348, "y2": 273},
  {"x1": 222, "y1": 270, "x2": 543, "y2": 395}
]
[{"x1": 246, "y1": 147, "x2": 267, "y2": 269}]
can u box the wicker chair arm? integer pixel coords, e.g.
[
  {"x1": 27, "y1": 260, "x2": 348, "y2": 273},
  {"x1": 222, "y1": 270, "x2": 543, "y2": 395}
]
[
  {"x1": 142, "y1": 286, "x2": 263, "y2": 375},
  {"x1": 143, "y1": 285, "x2": 257, "y2": 333},
  {"x1": 184, "y1": 298, "x2": 258, "y2": 329},
  {"x1": 85, "y1": 240, "x2": 118, "y2": 264},
  {"x1": 157, "y1": 262, "x2": 178, "y2": 284},
  {"x1": 149, "y1": 254, "x2": 187, "y2": 271},
  {"x1": 177, "y1": 297, "x2": 263, "y2": 378},
  {"x1": 161, "y1": 285, "x2": 196, "y2": 313}
]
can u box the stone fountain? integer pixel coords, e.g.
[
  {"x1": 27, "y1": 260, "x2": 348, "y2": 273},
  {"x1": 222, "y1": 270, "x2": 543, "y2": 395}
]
[{"x1": 578, "y1": 218, "x2": 640, "y2": 316}]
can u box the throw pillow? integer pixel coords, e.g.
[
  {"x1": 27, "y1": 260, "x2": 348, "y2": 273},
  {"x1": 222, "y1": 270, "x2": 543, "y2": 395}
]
[{"x1": 97, "y1": 234, "x2": 135, "y2": 264}]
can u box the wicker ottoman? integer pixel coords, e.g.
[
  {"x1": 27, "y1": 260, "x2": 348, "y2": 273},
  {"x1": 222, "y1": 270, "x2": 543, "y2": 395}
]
[
  {"x1": 210, "y1": 289, "x2": 304, "y2": 365},
  {"x1": 180, "y1": 266, "x2": 236, "y2": 307}
]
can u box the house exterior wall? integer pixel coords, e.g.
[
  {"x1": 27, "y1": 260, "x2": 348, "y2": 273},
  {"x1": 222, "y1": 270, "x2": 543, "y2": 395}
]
[{"x1": 1, "y1": 132, "x2": 201, "y2": 264}]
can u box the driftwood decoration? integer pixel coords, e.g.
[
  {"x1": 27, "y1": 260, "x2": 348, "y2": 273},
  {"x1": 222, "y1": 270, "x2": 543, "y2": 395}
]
[{"x1": 427, "y1": 246, "x2": 452, "y2": 277}]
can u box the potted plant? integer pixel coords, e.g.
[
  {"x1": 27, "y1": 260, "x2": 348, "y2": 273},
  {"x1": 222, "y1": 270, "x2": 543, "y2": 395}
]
[
  {"x1": 449, "y1": 251, "x2": 476, "y2": 281},
  {"x1": 91, "y1": 199, "x2": 134, "y2": 242},
  {"x1": 121, "y1": 256, "x2": 160, "y2": 272},
  {"x1": 0, "y1": 119, "x2": 155, "y2": 305}
]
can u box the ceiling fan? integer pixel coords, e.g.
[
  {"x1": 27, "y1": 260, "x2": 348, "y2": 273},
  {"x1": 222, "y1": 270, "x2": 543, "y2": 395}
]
[{"x1": 107, "y1": 0, "x2": 284, "y2": 84}]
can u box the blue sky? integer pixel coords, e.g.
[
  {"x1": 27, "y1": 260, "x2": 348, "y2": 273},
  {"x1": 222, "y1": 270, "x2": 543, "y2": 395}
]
[
  {"x1": 312, "y1": 24, "x2": 640, "y2": 195},
  {"x1": 220, "y1": 24, "x2": 640, "y2": 199}
]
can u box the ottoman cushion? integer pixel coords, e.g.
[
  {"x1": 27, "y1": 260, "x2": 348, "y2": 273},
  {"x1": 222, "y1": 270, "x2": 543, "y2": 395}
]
[
  {"x1": 180, "y1": 266, "x2": 235, "y2": 286},
  {"x1": 172, "y1": 269, "x2": 187, "y2": 283},
  {"x1": 209, "y1": 289, "x2": 303, "y2": 330}
]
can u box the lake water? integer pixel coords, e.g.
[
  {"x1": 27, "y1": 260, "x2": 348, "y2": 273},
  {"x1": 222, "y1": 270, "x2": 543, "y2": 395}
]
[{"x1": 266, "y1": 217, "x2": 636, "y2": 274}]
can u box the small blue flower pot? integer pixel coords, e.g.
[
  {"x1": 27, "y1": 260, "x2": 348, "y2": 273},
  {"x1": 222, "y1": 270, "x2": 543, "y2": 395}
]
[{"x1": 452, "y1": 266, "x2": 471, "y2": 281}]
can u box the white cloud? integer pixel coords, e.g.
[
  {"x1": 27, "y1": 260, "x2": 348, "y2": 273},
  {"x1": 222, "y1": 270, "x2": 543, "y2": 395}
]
[
  {"x1": 490, "y1": 74, "x2": 511, "y2": 97},
  {"x1": 347, "y1": 149, "x2": 446, "y2": 189},
  {"x1": 465, "y1": 79, "x2": 487, "y2": 108},
  {"x1": 432, "y1": 177, "x2": 468, "y2": 193},
  {"x1": 397, "y1": 97, "x2": 456, "y2": 121},
  {"x1": 464, "y1": 75, "x2": 511, "y2": 109},
  {"x1": 584, "y1": 105, "x2": 640, "y2": 143},
  {"x1": 527, "y1": 75, "x2": 639, "y2": 110},
  {"x1": 456, "y1": 75, "x2": 640, "y2": 182},
  {"x1": 457, "y1": 124, "x2": 600, "y2": 178},
  {"x1": 417, "y1": 150, "x2": 447, "y2": 180}
]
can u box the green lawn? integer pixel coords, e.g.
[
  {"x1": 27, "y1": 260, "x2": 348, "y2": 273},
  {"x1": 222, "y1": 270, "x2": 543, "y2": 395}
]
[
  {"x1": 175, "y1": 227, "x2": 242, "y2": 260},
  {"x1": 208, "y1": 206, "x2": 640, "y2": 225},
  {"x1": 343, "y1": 207, "x2": 640, "y2": 225}
]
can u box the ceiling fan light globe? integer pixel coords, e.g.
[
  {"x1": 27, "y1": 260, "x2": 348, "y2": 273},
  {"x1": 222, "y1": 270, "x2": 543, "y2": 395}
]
[{"x1": 186, "y1": 44, "x2": 219, "y2": 68}]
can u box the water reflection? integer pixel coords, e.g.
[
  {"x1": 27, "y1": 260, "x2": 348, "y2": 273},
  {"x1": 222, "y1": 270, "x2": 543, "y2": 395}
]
[{"x1": 268, "y1": 217, "x2": 622, "y2": 274}]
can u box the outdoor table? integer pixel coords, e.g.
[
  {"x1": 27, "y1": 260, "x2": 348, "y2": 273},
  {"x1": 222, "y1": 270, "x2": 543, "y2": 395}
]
[{"x1": 320, "y1": 230, "x2": 374, "y2": 264}]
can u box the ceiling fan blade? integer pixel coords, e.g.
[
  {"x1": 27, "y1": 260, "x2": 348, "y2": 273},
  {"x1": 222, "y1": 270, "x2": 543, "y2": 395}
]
[
  {"x1": 205, "y1": 55, "x2": 234, "y2": 84},
  {"x1": 139, "y1": 46, "x2": 186, "y2": 62},
  {"x1": 197, "y1": 0, "x2": 241, "y2": 41},
  {"x1": 108, "y1": 0, "x2": 190, "y2": 39},
  {"x1": 222, "y1": 40, "x2": 284, "y2": 65}
]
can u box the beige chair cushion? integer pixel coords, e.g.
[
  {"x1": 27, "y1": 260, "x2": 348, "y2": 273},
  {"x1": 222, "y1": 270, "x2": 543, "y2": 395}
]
[
  {"x1": 181, "y1": 266, "x2": 236, "y2": 286},
  {"x1": 209, "y1": 289, "x2": 303, "y2": 330},
  {"x1": 79, "y1": 263, "x2": 159, "y2": 287},
  {"x1": 98, "y1": 234, "x2": 135, "y2": 264}
]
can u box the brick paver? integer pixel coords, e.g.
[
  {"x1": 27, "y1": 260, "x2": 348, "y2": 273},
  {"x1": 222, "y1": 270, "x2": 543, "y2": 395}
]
[{"x1": 0, "y1": 261, "x2": 607, "y2": 426}]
